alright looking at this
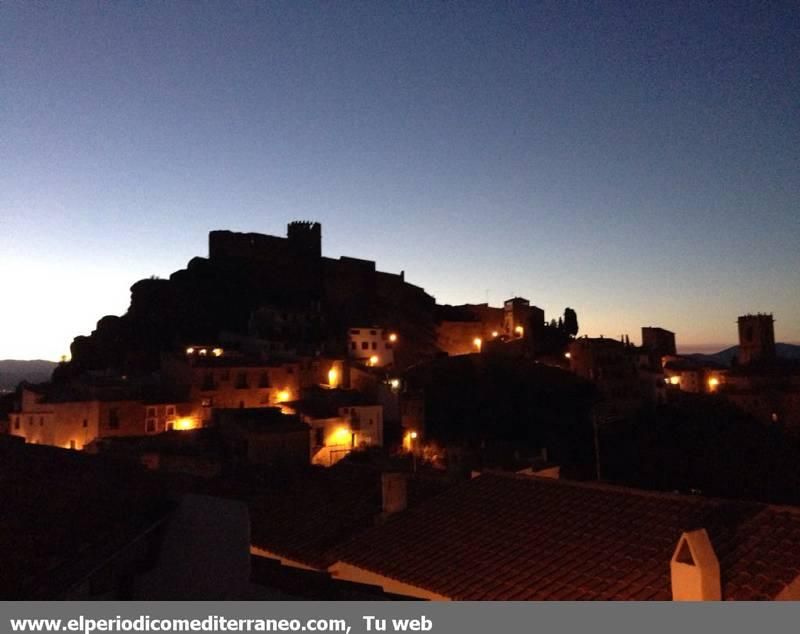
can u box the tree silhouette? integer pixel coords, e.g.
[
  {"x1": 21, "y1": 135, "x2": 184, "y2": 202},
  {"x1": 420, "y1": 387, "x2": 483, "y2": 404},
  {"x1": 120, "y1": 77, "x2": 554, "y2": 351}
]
[{"x1": 563, "y1": 307, "x2": 579, "y2": 337}]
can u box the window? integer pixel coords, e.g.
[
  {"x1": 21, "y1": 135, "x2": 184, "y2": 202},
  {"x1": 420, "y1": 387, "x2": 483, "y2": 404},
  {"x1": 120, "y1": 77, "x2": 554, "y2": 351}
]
[
  {"x1": 82, "y1": 419, "x2": 88, "y2": 428},
  {"x1": 370, "y1": 330, "x2": 376, "y2": 335},
  {"x1": 28, "y1": 416, "x2": 33, "y2": 425},
  {"x1": 202, "y1": 372, "x2": 215, "y2": 390},
  {"x1": 350, "y1": 329, "x2": 361, "y2": 335},
  {"x1": 351, "y1": 342, "x2": 356, "y2": 350},
  {"x1": 259, "y1": 372, "x2": 270, "y2": 388},
  {"x1": 14, "y1": 417, "x2": 20, "y2": 430},
  {"x1": 146, "y1": 419, "x2": 156, "y2": 433},
  {"x1": 315, "y1": 427, "x2": 324, "y2": 446},
  {"x1": 39, "y1": 417, "x2": 44, "y2": 426},
  {"x1": 166, "y1": 407, "x2": 175, "y2": 416},
  {"x1": 108, "y1": 408, "x2": 120, "y2": 430},
  {"x1": 385, "y1": 342, "x2": 393, "y2": 349},
  {"x1": 361, "y1": 341, "x2": 369, "y2": 350},
  {"x1": 235, "y1": 372, "x2": 249, "y2": 389},
  {"x1": 147, "y1": 407, "x2": 156, "y2": 417},
  {"x1": 371, "y1": 342, "x2": 377, "y2": 350}
]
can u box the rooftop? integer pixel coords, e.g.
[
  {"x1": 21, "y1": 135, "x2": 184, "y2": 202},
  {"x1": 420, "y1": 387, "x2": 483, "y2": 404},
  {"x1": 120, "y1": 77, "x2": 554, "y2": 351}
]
[
  {"x1": 285, "y1": 388, "x2": 378, "y2": 420},
  {"x1": 329, "y1": 472, "x2": 800, "y2": 600},
  {"x1": 228, "y1": 462, "x2": 448, "y2": 569},
  {"x1": 0, "y1": 438, "x2": 173, "y2": 599}
]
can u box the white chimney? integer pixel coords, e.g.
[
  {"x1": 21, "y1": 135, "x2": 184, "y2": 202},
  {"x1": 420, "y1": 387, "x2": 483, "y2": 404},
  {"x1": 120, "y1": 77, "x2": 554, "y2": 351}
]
[
  {"x1": 670, "y1": 528, "x2": 721, "y2": 601},
  {"x1": 381, "y1": 472, "x2": 407, "y2": 515}
]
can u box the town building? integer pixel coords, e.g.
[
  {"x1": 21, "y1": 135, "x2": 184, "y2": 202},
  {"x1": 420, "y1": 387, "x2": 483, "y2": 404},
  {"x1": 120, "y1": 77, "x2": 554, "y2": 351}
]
[
  {"x1": 713, "y1": 313, "x2": 800, "y2": 431},
  {"x1": 434, "y1": 299, "x2": 545, "y2": 357},
  {"x1": 737, "y1": 313, "x2": 776, "y2": 365},
  {"x1": 162, "y1": 346, "x2": 303, "y2": 423},
  {"x1": 8, "y1": 382, "x2": 192, "y2": 450},
  {"x1": 641, "y1": 326, "x2": 677, "y2": 359},
  {"x1": 347, "y1": 327, "x2": 396, "y2": 368},
  {"x1": 326, "y1": 472, "x2": 800, "y2": 600},
  {"x1": 567, "y1": 337, "x2": 644, "y2": 417},
  {"x1": 213, "y1": 407, "x2": 311, "y2": 468},
  {"x1": 662, "y1": 357, "x2": 727, "y2": 394},
  {"x1": 435, "y1": 304, "x2": 504, "y2": 356},
  {"x1": 503, "y1": 297, "x2": 542, "y2": 340},
  {"x1": 283, "y1": 388, "x2": 384, "y2": 466}
]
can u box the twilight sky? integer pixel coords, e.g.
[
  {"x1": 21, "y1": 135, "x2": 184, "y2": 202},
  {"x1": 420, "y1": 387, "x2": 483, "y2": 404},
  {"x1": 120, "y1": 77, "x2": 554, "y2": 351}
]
[{"x1": 2, "y1": 1, "x2": 799, "y2": 360}]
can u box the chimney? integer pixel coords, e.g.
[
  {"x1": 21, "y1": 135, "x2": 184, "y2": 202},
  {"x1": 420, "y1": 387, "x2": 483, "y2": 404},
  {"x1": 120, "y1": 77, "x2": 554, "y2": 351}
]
[
  {"x1": 381, "y1": 472, "x2": 408, "y2": 515},
  {"x1": 670, "y1": 529, "x2": 721, "y2": 601}
]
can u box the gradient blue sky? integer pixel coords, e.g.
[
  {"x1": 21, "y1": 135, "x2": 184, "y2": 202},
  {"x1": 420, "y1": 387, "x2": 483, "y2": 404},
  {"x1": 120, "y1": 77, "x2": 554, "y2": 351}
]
[{"x1": 2, "y1": 1, "x2": 798, "y2": 360}]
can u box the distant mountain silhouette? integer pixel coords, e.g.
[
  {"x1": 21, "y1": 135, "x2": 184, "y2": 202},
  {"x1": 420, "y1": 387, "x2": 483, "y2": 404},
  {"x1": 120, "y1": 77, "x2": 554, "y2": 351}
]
[
  {"x1": 685, "y1": 343, "x2": 800, "y2": 367},
  {"x1": 0, "y1": 360, "x2": 57, "y2": 391}
]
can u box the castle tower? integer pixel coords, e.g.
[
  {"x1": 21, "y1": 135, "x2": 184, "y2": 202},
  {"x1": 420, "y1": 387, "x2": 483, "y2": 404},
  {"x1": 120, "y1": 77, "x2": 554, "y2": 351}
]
[
  {"x1": 641, "y1": 327, "x2": 677, "y2": 358},
  {"x1": 287, "y1": 221, "x2": 322, "y2": 258},
  {"x1": 737, "y1": 314, "x2": 775, "y2": 365}
]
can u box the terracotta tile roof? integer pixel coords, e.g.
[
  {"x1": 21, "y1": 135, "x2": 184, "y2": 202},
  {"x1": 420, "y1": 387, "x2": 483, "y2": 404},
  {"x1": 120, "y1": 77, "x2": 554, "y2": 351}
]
[
  {"x1": 246, "y1": 463, "x2": 448, "y2": 569},
  {"x1": 328, "y1": 473, "x2": 800, "y2": 600}
]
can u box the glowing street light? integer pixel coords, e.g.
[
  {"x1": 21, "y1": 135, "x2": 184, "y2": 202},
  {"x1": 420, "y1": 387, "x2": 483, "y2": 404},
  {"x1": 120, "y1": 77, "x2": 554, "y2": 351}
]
[
  {"x1": 389, "y1": 333, "x2": 398, "y2": 343},
  {"x1": 186, "y1": 347, "x2": 195, "y2": 355},
  {"x1": 473, "y1": 337, "x2": 482, "y2": 351},
  {"x1": 368, "y1": 355, "x2": 379, "y2": 367},
  {"x1": 669, "y1": 376, "x2": 680, "y2": 385},
  {"x1": 410, "y1": 431, "x2": 418, "y2": 439},
  {"x1": 328, "y1": 367, "x2": 339, "y2": 387},
  {"x1": 564, "y1": 352, "x2": 571, "y2": 359},
  {"x1": 491, "y1": 331, "x2": 499, "y2": 338},
  {"x1": 515, "y1": 325, "x2": 524, "y2": 337},
  {"x1": 174, "y1": 417, "x2": 196, "y2": 431},
  {"x1": 390, "y1": 378, "x2": 400, "y2": 390},
  {"x1": 212, "y1": 347, "x2": 223, "y2": 357}
]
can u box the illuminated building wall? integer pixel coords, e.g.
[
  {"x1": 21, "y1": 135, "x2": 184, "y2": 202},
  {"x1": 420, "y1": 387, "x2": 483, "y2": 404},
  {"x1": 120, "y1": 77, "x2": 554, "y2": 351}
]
[{"x1": 347, "y1": 327, "x2": 395, "y2": 367}]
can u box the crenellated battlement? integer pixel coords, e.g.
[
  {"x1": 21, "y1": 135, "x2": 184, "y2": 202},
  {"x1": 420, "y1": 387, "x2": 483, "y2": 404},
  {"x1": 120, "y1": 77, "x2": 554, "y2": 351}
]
[{"x1": 209, "y1": 221, "x2": 322, "y2": 260}]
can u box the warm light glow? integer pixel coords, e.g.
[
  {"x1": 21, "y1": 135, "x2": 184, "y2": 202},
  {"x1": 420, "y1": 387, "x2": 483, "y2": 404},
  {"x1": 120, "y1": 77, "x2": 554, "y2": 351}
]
[
  {"x1": 473, "y1": 337, "x2": 482, "y2": 351},
  {"x1": 708, "y1": 377, "x2": 720, "y2": 389},
  {"x1": 212, "y1": 347, "x2": 223, "y2": 357},
  {"x1": 390, "y1": 378, "x2": 400, "y2": 389},
  {"x1": 334, "y1": 426, "x2": 351, "y2": 443},
  {"x1": 491, "y1": 331, "x2": 499, "y2": 338},
  {"x1": 564, "y1": 352, "x2": 571, "y2": 359},
  {"x1": 669, "y1": 376, "x2": 680, "y2": 385},
  {"x1": 389, "y1": 333, "x2": 398, "y2": 343},
  {"x1": 328, "y1": 367, "x2": 339, "y2": 386},
  {"x1": 515, "y1": 325, "x2": 524, "y2": 336},
  {"x1": 410, "y1": 431, "x2": 418, "y2": 439},
  {"x1": 277, "y1": 389, "x2": 291, "y2": 402},
  {"x1": 198, "y1": 348, "x2": 208, "y2": 356},
  {"x1": 174, "y1": 417, "x2": 196, "y2": 431},
  {"x1": 368, "y1": 355, "x2": 379, "y2": 367},
  {"x1": 186, "y1": 347, "x2": 195, "y2": 355}
]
